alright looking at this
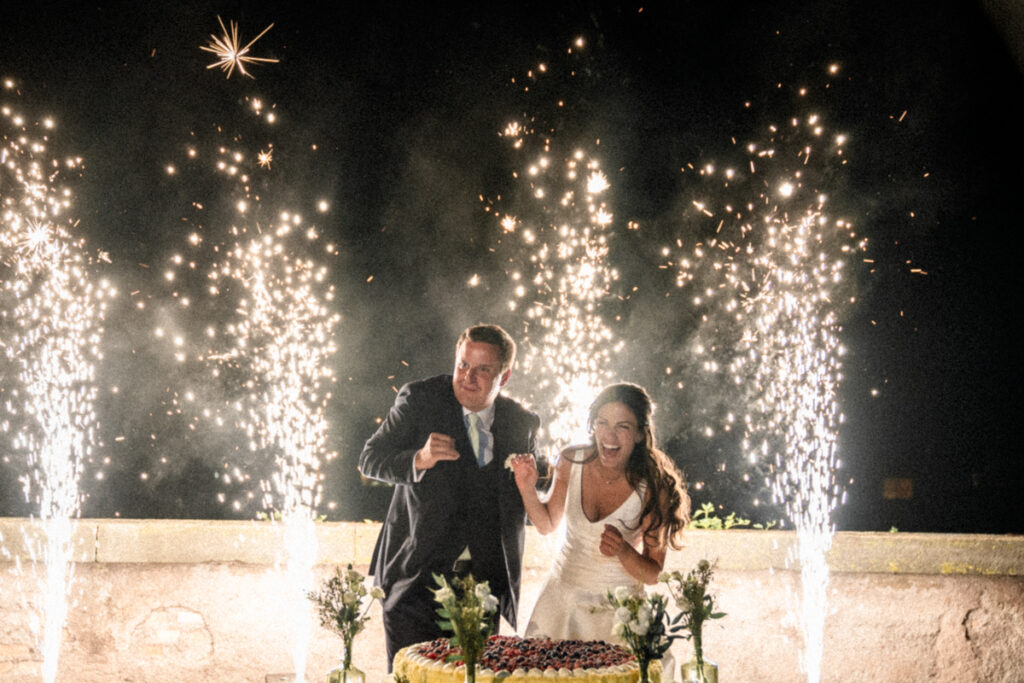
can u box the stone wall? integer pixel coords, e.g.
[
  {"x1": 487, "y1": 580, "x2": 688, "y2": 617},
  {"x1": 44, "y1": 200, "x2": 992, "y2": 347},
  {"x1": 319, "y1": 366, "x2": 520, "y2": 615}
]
[{"x1": 1, "y1": 519, "x2": 1022, "y2": 682}]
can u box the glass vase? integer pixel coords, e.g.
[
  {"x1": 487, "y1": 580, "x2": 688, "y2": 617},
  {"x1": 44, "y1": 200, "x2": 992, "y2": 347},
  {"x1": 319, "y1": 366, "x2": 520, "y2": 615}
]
[
  {"x1": 326, "y1": 663, "x2": 365, "y2": 683},
  {"x1": 463, "y1": 660, "x2": 477, "y2": 683},
  {"x1": 327, "y1": 640, "x2": 365, "y2": 683},
  {"x1": 638, "y1": 658, "x2": 651, "y2": 683},
  {"x1": 679, "y1": 657, "x2": 718, "y2": 683}
]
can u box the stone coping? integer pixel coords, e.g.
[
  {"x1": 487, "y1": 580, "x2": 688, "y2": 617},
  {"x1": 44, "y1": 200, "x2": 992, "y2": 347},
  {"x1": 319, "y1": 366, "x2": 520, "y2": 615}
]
[{"x1": 0, "y1": 518, "x2": 1020, "y2": 575}]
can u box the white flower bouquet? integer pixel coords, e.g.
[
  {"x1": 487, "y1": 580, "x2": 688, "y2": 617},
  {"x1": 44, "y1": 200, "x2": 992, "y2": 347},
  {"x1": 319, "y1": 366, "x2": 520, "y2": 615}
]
[
  {"x1": 432, "y1": 573, "x2": 499, "y2": 683},
  {"x1": 606, "y1": 585, "x2": 671, "y2": 683},
  {"x1": 308, "y1": 564, "x2": 385, "y2": 672},
  {"x1": 659, "y1": 560, "x2": 725, "y2": 683}
]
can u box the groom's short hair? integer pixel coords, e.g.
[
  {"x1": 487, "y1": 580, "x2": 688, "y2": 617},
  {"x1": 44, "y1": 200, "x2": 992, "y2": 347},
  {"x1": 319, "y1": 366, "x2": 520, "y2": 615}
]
[{"x1": 457, "y1": 324, "x2": 516, "y2": 373}]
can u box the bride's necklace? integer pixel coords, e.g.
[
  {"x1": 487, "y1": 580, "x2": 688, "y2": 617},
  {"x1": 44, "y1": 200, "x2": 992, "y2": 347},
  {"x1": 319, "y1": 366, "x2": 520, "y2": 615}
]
[{"x1": 592, "y1": 463, "x2": 625, "y2": 486}]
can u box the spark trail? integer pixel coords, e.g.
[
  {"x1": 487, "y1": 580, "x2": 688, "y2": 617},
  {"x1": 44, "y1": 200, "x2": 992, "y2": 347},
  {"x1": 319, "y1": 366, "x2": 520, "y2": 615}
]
[
  {"x1": 668, "y1": 79, "x2": 864, "y2": 683},
  {"x1": 1, "y1": 82, "x2": 113, "y2": 683}
]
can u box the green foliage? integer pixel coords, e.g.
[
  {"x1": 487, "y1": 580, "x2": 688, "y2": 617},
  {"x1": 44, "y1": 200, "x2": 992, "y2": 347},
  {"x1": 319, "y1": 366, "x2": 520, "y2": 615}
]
[
  {"x1": 660, "y1": 560, "x2": 726, "y2": 682},
  {"x1": 606, "y1": 558, "x2": 727, "y2": 683},
  {"x1": 688, "y1": 502, "x2": 776, "y2": 530},
  {"x1": 432, "y1": 573, "x2": 498, "y2": 673},
  {"x1": 606, "y1": 586, "x2": 672, "y2": 681},
  {"x1": 308, "y1": 564, "x2": 385, "y2": 668},
  {"x1": 255, "y1": 510, "x2": 328, "y2": 522}
]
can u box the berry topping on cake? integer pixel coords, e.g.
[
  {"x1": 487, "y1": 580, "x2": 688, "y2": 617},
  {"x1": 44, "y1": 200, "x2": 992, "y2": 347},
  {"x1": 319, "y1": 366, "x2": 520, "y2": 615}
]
[{"x1": 415, "y1": 635, "x2": 634, "y2": 673}]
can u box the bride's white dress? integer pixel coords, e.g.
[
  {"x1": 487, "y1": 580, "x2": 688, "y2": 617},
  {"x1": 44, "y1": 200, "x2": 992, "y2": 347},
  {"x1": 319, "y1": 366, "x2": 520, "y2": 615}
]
[{"x1": 524, "y1": 456, "x2": 645, "y2": 642}]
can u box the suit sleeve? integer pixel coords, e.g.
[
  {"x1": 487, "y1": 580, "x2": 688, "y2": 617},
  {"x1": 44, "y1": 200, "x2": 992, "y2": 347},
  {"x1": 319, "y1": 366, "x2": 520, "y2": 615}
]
[{"x1": 358, "y1": 382, "x2": 423, "y2": 485}]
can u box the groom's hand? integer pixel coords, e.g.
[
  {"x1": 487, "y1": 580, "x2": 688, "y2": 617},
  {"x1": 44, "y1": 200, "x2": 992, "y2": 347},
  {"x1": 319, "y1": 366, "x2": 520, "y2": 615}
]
[{"x1": 414, "y1": 433, "x2": 460, "y2": 470}]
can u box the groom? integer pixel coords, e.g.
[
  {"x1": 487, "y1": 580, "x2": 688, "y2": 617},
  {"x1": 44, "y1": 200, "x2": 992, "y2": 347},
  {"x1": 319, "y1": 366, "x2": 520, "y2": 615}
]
[{"x1": 359, "y1": 324, "x2": 541, "y2": 668}]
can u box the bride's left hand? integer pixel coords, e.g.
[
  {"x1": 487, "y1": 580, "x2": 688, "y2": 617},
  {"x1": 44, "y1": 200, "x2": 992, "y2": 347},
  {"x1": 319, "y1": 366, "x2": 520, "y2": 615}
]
[{"x1": 599, "y1": 524, "x2": 627, "y2": 558}]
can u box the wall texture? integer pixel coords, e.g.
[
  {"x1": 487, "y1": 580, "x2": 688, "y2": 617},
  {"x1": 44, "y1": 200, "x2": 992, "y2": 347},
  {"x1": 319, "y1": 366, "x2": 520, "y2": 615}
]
[{"x1": 1, "y1": 519, "x2": 1022, "y2": 683}]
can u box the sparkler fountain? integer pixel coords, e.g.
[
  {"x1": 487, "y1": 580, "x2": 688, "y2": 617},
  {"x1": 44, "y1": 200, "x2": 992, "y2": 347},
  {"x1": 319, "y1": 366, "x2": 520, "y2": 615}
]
[
  {"x1": 1, "y1": 83, "x2": 113, "y2": 683},
  {"x1": 157, "y1": 95, "x2": 339, "y2": 682},
  {"x1": 669, "y1": 79, "x2": 864, "y2": 682},
  {"x1": 494, "y1": 143, "x2": 620, "y2": 447},
  {"x1": 203, "y1": 222, "x2": 338, "y2": 682},
  {"x1": 490, "y1": 46, "x2": 623, "y2": 449}
]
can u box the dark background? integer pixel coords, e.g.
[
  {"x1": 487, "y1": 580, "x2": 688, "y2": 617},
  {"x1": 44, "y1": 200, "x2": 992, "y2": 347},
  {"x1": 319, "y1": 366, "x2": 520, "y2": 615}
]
[{"x1": 1, "y1": 1, "x2": 1020, "y2": 532}]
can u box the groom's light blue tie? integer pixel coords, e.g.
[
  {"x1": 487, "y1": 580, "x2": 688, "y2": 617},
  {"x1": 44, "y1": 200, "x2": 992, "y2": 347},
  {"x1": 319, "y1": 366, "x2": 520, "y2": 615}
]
[{"x1": 467, "y1": 413, "x2": 487, "y2": 467}]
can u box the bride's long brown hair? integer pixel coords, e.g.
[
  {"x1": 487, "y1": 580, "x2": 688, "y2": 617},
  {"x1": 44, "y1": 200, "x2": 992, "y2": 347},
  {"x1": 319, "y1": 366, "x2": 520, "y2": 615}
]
[{"x1": 586, "y1": 383, "x2": 691, "y2": 550}]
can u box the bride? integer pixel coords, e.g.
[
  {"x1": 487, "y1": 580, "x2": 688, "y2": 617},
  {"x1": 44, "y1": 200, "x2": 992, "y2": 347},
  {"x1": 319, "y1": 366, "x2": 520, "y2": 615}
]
[{"x1": 510, "y1": 383, "x2": 690, "y2": 642}]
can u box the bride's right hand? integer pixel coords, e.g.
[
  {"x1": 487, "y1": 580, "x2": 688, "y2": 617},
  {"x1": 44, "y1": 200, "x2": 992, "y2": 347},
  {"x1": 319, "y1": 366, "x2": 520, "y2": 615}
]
[{"x1": 509, "y1": 453, "x2": 538, "y2": 491}]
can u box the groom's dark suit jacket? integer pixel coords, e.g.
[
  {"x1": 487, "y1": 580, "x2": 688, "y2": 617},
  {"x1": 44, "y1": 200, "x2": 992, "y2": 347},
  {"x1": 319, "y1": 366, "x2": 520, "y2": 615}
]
[{"x1": 359, "y1": 374, "x2": 540, "y2": 650}]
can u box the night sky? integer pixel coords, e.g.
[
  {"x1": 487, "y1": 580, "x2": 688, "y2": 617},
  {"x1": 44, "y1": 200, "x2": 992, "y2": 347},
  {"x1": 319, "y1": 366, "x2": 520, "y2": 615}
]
[{"x1": 1, "y1": 1, "x2": 1021, "y2": 533}]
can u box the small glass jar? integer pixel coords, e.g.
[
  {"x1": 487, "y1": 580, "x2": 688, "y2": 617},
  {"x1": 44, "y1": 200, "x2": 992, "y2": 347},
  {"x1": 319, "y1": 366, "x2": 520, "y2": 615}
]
[
  {"x1": 326, "y1": 662, "x2": 365, "y2": 683},
  {"x1": 679, "y1": 657, "x2": 718, "y2": 683},
  {"x1": 327, "y1": 642, "x2": 365, "y2": 683}
]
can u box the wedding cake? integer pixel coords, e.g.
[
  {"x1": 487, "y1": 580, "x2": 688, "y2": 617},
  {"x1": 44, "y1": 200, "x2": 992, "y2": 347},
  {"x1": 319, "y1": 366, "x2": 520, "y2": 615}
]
[{"x1": 393, "y1": 635, "x2": 662, "y2": 683}]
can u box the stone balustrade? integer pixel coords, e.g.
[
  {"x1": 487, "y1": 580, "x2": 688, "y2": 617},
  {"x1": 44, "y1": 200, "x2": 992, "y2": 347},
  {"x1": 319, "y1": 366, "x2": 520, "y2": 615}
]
[{"x1": 1, "y1": 519, "x2": 1021, "y2": 682}]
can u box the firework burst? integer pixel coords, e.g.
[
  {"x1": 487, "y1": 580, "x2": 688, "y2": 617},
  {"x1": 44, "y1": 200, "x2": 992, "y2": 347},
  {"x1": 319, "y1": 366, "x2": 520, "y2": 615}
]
[{"x1": 201, "y1": 15, "x2": 279, "y2": 80}]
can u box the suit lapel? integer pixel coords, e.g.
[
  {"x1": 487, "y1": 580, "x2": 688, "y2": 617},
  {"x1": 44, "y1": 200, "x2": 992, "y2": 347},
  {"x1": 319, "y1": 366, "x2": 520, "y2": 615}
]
[
  {"x1": 491, "y1": 398, "x2": 518, "y2": 498},
  {"x1": 491, "y1": 397, "x2": 510, "y2": 462}
]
